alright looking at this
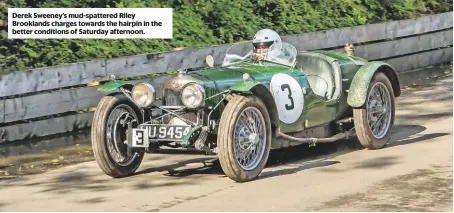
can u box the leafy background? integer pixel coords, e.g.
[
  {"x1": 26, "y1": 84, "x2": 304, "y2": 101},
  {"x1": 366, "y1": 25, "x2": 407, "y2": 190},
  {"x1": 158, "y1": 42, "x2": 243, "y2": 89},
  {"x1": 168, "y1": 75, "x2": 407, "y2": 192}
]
[{"x1": 0, "y1": 0, "x2": 452, "y2": 74}]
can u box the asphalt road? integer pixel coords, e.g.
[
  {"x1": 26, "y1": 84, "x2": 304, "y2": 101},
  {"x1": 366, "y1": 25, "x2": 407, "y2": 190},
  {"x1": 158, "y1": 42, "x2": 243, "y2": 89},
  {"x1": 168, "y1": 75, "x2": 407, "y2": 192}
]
[{"x1": 0, "y1": 75, "x2": 452, "y2": 212}]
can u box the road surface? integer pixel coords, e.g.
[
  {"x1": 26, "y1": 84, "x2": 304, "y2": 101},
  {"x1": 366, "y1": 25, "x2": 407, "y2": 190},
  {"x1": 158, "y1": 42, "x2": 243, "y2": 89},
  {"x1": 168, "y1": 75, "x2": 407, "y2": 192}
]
[{"x1": 0, "y1": 75, "x2": 452, "y2": 212}]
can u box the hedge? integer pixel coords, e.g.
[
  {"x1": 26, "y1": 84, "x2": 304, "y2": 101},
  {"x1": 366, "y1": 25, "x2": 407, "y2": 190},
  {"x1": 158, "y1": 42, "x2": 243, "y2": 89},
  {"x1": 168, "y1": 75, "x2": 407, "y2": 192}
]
[{"x1": 0, "y1": 0, "x2": 452, "y2": 74}]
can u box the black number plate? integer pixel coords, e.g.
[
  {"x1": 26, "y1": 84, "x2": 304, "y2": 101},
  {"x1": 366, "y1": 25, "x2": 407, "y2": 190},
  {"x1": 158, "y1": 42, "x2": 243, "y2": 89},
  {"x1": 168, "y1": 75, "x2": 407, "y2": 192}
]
[
  {"x1": 132, "y1": 125, "x2": 191, "y2": 147},
  {"x1": 145, "y1": 125, "x2": 191, "y2": 140}
]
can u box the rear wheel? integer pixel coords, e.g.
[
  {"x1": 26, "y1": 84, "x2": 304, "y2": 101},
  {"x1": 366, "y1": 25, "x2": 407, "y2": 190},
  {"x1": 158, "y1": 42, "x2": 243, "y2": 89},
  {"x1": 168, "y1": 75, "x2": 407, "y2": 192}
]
[
  {"x1": 91, "y1": 94, "x2": 145, "y2": 177},
  {"x1": 353, "y1": 72, "x2": 395, "y2": 149},
  {"x1": 217, "y1": 95, "x2": 272, "y2": 182}
]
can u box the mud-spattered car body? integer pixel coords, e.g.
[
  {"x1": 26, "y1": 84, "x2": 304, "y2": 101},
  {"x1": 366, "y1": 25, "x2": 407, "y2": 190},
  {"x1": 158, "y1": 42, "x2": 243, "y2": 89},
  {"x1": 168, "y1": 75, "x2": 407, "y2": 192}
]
[{"x1": 92, "y1": 42, "x2": 400, "y2": 182}]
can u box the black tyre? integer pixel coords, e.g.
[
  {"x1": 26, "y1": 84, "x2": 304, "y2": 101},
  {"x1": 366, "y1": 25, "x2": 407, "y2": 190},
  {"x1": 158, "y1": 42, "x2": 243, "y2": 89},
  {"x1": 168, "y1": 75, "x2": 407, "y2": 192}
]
[
  {"x1": 217, "y1": 95, "x2": 272, "y2": 182},
  {"x1": 353, "y1": 72, "x2": 396, "y2": 149},
  {"x1": 91, "y1": 94, "x2": 145, "y2": 178}
]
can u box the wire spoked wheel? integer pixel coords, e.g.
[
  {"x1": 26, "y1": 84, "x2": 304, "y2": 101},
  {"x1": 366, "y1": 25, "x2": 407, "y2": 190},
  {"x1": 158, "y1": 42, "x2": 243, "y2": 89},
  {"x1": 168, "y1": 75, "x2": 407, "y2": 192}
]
[
  {"x1": 217, "y1": 95, "x2": 271, "y2": 182},
  {"x1": 233, "y1": 106, "x2": 267, "y2": 171},
  {"x1": 366, "y1": 82, "x2": 392, "y2": 139},
  {"x1": 353, "y1": 72, "x2": 396, "y2": 150}
]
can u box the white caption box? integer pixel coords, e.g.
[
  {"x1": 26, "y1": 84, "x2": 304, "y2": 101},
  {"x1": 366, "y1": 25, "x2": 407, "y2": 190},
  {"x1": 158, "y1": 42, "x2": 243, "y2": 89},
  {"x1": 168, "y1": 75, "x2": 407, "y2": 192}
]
[{"x1": 8, "y1": 8, "x2": 173, "y2": 39}]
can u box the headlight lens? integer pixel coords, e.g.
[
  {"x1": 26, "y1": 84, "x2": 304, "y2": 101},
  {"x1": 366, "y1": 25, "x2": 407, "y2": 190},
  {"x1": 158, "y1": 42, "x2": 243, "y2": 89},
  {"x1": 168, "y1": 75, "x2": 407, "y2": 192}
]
[
  {"x1": 180, "y1": 83, "x2": 205, "y2": 109},
  {"x1": 132, "y1": 83, "x2": 156, "y2": 108}
]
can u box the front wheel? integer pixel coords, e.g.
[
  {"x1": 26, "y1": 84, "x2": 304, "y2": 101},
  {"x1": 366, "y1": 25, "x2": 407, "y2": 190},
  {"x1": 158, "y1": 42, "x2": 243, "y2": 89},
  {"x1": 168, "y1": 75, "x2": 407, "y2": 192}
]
[
  {"x1": 91, "y1": 94, "x2": 145, "y2": 178},
  {"x1": 353, "y1": 72, "x2": 396, "y2": 149},
  {"x1": 217, "y1": 95, "x2": 272, "y2": 182}
]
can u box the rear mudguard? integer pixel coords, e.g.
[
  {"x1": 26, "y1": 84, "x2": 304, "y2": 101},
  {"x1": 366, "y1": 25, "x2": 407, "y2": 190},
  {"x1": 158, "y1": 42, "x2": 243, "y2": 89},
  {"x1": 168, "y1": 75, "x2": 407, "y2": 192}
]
[{"x1": 347, "y1": 61, "x2": 401, "y2": 107}]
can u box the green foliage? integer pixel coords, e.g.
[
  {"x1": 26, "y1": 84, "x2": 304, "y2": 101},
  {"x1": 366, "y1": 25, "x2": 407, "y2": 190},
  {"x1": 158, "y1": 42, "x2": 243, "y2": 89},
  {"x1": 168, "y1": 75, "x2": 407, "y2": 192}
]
[{"x1": 1, "y1": 0, "x2": 452, "y2": 74}]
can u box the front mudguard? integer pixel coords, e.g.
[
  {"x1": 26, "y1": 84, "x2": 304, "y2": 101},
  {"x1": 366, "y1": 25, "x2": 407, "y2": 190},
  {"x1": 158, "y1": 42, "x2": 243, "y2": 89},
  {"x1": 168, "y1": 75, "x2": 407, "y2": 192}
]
[
  {"x1": 97, "y1": 80, "x2": 145, "y2": 115},
  {"x1": 98, "y1": 80, "x2": 134, "y2": 92},
  {"x1": 227, "y1": 80, "x2": 280, "y2": 147},
  {"x1": 347, "y1": 61, "x2": 401, "y2": 108},
  {"x1": 229, "y1": 80, "x2": 260, "y2": 93}
]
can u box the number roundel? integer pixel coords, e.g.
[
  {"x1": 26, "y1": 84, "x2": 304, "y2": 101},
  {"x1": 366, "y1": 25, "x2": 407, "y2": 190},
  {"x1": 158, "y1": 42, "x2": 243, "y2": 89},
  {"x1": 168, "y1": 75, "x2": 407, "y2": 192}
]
[{"x1": 269, "y1": 73, "x2": 304, "y2": 124}]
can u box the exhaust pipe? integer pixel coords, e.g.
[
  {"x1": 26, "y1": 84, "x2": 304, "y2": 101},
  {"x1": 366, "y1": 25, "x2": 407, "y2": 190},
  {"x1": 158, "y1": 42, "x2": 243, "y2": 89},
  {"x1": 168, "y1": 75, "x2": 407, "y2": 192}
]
[{"x1": 277, "y1": 129, "x2": 356, "y2": 145}]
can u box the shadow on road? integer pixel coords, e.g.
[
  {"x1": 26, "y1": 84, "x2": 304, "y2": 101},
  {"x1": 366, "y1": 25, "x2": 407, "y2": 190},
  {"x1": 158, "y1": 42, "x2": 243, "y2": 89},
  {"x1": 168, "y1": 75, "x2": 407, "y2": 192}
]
[
  {"x1": 386, "y1": 124, "x2": 450, "y2": 148},
  {"x1": 397, "y1": 112, "x2": 452, "y2": 122},
  {"x1": 149, "y1": 148, "x2": 210, "y2": 155},
  {"x1": 77, "y1": 197, "x2": 106, "y2": 204},
  {"x1": 0, "y1": 76, "x2": 450, "y2": 211},
  {"x1": 352, "y1": 155, "x2": 401, "y2": 169},
  {"x1": 259, "y1": 159, "x2": 341, "y2": 179},
  {"x1": 0, "y1": 123, "x2": 449, "y2": 198},
  {"x1": 147, "y1": 123, "x2": 449, "y2": 181},
  {"x1": 134, "y1": 157, "x2": 220, "y2": 177}
]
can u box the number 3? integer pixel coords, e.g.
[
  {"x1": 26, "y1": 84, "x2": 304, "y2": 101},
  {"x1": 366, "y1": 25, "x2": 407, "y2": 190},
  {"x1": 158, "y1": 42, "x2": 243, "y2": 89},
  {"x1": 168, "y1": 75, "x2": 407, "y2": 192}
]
[
  {"x1": 269, "y1": 73, "x2": 304, "y2": 124},
  {"x1": 281, "y1": 84, "x2": 294, "y2": 110},
  {"x1": 136, "y1": 130, "x2": 144, "y2": 145}
]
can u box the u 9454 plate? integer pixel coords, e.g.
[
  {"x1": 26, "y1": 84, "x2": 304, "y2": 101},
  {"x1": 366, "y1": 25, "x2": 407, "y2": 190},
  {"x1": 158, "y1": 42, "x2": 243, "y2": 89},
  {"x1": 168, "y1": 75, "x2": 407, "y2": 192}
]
[{"x1": 131, "y1": 125, "x2": 191, "y2": 147}]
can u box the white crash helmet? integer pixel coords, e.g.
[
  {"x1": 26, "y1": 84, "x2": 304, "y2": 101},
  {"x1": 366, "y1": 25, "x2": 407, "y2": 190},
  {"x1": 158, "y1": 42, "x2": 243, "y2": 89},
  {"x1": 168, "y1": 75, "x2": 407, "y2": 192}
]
[{"x1": 252, "y1": 29, "x2": 283, "y2": 60}]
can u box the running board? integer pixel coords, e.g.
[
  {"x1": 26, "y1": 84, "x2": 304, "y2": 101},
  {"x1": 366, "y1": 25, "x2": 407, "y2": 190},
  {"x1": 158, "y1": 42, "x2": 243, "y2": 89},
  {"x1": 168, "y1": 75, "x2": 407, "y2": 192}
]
[{"x1": 276, "y1": 129, "x2": 356, "y2": 145}]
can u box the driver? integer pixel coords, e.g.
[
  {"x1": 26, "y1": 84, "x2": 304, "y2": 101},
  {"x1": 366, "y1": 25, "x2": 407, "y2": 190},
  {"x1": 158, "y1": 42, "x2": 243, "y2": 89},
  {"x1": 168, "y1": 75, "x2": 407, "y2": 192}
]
[{"x1": 252, "y1": 29, "x2": 283, "y2": 60}]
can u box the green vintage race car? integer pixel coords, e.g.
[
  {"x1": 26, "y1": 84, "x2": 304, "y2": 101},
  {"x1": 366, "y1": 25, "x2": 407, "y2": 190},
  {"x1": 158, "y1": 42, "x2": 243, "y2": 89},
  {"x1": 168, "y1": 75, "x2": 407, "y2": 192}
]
[{"x1": 91, "y1": 41, "x2": 401, "y2": 182}]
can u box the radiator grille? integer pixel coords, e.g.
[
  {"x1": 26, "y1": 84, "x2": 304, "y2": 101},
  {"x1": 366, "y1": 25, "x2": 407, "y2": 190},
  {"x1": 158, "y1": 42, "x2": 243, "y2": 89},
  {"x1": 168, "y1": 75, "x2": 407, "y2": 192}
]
[
  {"x1": 163, "y1": 89, "x2": 183, "y2": 106},
  {"x1": 178, "y1": 112, "x2": 198, "y2": 123},
  {"x1": 162, "y1": 88, "x2": 198, "y2": 124},
  {"x1": 163, "y1": 111, "x2": 199, "y2": 124}
]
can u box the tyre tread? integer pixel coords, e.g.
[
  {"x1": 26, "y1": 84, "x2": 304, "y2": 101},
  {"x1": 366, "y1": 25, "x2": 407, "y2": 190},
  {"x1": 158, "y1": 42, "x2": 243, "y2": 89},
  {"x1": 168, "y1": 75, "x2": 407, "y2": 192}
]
[
  {"x1": 91, "y1": 95, "x2": 143, "y2": 178},
  {"x1": 353, "y1": 72, "x2": 396, "y2": 150},
  {"x1": 217, "y1": 95, "x2": 271, "y2": 182}
]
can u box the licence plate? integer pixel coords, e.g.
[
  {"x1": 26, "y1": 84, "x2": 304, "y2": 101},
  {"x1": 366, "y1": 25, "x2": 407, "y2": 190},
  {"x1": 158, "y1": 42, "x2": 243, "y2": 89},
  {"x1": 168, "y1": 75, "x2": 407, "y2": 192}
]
[{"x1": 131, "y1": 125, "x2": 191, "y2": 147}]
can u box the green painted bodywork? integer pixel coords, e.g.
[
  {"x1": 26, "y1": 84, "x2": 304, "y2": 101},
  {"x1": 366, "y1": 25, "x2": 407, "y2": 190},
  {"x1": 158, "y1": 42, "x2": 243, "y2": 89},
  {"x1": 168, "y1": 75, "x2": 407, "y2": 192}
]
[
  {"x1": 347, "y1": 61, "x2": 400, "y2": 107},
  {"x1": 229, "y1": 80, "x2": 260, "y2": 92},
  {"x1": 181, "y1": 126, "x2": 201, "y2": 147},
  {"x1": 98, "y1": 80, "x2": 130, "y2": 91},
  {"x1": 133, "y1": 50, "x2": 399, "y2": 137},
  {"x1": 164, "y1": 55, "x2": 344, "y2": 133},
  {"x1": 313, "y1": 50, "x2": 368, "y2": 66}
]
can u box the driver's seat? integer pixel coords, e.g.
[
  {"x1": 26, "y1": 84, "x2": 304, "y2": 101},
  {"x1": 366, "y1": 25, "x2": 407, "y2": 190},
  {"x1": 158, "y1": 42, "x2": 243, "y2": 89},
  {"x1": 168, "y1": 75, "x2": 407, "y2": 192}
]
[{"x1": 295, "y1": 52, "x2": 335, "y2": 100}]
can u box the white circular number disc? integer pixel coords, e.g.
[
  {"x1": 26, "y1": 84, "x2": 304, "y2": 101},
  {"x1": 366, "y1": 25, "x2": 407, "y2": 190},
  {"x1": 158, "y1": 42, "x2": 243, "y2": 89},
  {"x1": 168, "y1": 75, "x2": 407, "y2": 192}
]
[{"x1": 269, "y1": 73, "x2": 304, "y2": 124}]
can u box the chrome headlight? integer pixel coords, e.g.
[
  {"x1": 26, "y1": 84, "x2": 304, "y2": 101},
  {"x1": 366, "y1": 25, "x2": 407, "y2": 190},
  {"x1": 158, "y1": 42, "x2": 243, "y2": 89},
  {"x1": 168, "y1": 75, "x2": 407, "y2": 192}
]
[
  {"x1": 132, "y1": 83, "x2": 156, "y2": 108},
  {"x1": 180, "y1": 83, "x2": 205, "y2": 109}
]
